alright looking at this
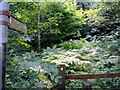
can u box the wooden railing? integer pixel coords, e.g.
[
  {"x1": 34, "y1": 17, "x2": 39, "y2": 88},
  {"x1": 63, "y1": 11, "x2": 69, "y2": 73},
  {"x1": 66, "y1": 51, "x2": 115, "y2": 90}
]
[{"x1": 58, "y1": 64, "x2": 120, "y2": 90}]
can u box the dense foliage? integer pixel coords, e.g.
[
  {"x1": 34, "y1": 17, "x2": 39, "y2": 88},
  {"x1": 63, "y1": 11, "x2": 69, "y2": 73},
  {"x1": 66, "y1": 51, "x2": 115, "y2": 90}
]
[
  {"x1": 6, "y1": 1, "x2": 120, "y2": 89},
  {"x1": 9, "y1": 2, "x2": 81, "y2": 49}
]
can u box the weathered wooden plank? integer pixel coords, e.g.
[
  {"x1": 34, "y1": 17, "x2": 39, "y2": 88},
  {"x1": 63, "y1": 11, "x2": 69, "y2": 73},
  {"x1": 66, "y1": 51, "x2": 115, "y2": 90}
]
[
  {"x1": 8, "y1": 16, "x2": 27, "y2": 33},
  {"x1": 66, "y1": 73, "x2": 120, "y2": 80},
  {"x1": 0, "y1": 10, "x2": 27, "y2": 33}
]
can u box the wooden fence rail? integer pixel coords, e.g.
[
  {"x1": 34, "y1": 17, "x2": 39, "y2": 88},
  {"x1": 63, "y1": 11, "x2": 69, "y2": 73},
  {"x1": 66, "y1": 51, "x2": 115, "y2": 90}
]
[
  {"x1": 58, "y1": 64, "x2": 120, "y2": 90},
  {"x1": 66, "y1": 73, "x2": 120, "y2": 80}
]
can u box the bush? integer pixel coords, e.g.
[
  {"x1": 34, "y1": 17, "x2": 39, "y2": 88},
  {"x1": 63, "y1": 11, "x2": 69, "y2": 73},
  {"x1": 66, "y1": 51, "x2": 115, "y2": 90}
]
[{"x1": 6, "y1": 50, "x2": 59, "y2": 89}]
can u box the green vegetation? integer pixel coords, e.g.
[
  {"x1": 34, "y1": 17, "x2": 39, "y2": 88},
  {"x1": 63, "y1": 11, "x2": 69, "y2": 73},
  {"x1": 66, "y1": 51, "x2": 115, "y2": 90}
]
[{"x1": 6, "y1": 1, "x2": 120, "y2": 89}]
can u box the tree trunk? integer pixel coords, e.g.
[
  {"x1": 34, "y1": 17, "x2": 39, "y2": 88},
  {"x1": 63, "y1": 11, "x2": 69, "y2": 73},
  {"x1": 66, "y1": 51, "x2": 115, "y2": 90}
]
[{"x1": 37, "y1": 2, "x2": 41, "y2": 51}]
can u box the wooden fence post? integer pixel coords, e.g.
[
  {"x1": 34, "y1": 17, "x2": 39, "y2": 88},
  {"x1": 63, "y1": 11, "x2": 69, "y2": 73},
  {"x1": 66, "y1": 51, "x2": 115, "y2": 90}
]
[
  {"x1": 82, "y1": 79, "x2": 92, "y2": 90},
  {"x1": 58, "y1": 64, "x2": 65, "y2": 90},
  {"x1": 0, "y1": 2, "x2": 27, "y2": 90},
  {"x1": 0, "y1": 2, "x2": 9, "y2": 90}
]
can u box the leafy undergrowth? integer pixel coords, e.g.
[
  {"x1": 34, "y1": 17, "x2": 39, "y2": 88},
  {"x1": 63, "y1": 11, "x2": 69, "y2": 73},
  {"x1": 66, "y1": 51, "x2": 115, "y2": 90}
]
[
  {"x1": 6, "y1": 28, "x2": 120, "y2": 89},
  {"x1": 43, "y1": 34, "x2": 120, "y2": 88}
]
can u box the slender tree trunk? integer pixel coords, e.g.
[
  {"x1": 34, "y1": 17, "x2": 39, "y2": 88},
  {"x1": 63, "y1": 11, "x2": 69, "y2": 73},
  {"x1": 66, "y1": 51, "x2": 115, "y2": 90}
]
[{"x1": 37, "y1": 2, "x2": 41, "y2": 51}]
